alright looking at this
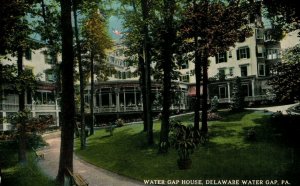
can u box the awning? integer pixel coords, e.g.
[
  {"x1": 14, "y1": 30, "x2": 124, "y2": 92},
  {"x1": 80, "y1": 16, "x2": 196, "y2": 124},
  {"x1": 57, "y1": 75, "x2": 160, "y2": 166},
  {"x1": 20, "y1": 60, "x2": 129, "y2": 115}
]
[{"x1": 188, "y1": 85, "x2": 203, "y2": 97}]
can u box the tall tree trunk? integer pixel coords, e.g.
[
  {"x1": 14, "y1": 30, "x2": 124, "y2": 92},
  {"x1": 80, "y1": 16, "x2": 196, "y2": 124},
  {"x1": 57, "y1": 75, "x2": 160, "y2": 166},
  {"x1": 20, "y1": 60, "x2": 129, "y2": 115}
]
[
  {"x1": 132, "y1": 0, "x2": 147, "y2": 132},
  {"x1": 201, "y1": 0, "x2": 209, "y2": 133},
  {"x1": 73, "y1": 1, "x2": 86, "y2": 148},
  {"x1": 0, "y1": 64, "x2": 2, "y2": 101},
  {"x1": 141, "y1": 0, "x2": 153, "y2": 145},
  {"x1": 57, "y1": 0, "x2": 75, "y2": 183},
  {"x1": 194, "y1": 38, "x2": 201, "y2": 130},
  {"x1": 90, "y1": 52, "x2": 95, "y2": 135},
  {"x1": 159, "y1": 0, "x2": 175, "y2": 153},
  {"x1": 17, "y1": 47, "x2": 27, "y2": 163},
  {"x1": 138, "y1": 49, "x2": 148, "y2": 132},
  {"x1": 201, "y1": 54, "x2": 208, "y2": 133}
]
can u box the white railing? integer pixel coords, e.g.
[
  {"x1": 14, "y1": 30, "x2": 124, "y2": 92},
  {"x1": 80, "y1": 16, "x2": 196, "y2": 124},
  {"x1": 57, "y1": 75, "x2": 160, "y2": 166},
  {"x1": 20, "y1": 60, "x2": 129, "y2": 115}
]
[
  {"x1": 93, "y1": 105, "x2": 188, "y2": 113},
  {"x1": 245, "y1": 94, "x2": 276, "y2": 102},
  {"x1": 0, "y1": 103, "x2": 59, "y2": 111},
  {"x1": 218, "y1": 94, "x2": 276, "y2": 103}
]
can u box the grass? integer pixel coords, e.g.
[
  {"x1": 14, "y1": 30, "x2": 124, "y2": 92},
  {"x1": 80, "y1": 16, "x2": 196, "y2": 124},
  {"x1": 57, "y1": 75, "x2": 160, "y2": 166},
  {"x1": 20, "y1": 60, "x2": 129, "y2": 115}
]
[
  {"x1": 75, "y1": 110, "x2": 295, "y2": 183},
  {"x1": 0, "y1": 141, "x2": 59, "y2": 186}
]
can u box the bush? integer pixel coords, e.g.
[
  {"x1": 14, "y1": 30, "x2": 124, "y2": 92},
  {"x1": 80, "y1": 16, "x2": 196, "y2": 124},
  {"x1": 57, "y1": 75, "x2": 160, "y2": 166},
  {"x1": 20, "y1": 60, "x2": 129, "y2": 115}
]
[
  {"x1": 27, "y1": 133, "x2": 47, "y2": 149},
  {"x1": 245, "y1": 128, "x2": 256, "y2": 141},
  {"x1": 200, "y1": 112, "x2": 223, "y2": 121},
  {"x1": 210, "y1": 96, "x2": 219, "y2": 112},
  {"x1": 115, "y1": 118, "x2": 125, "y2": 127}
]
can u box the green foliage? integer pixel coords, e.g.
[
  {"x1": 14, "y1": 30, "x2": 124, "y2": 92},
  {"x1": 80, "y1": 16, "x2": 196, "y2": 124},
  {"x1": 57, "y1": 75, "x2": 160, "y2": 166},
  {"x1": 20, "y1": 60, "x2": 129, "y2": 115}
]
[
  {"x1": 8, "y1": 109, "x2": 53, "y2": 148},
  {"x1": 81, "y1": 8, "x2": 114, "y2": 82},
  {"x1": 179, "y1": 0, "x2": 253, "y2": 56},
  {"x1": 263, "y1": 0, "x2": 299, "y2": 31},
  {"x1": 0, "y1": 0, "x2": 37, "y2": 55},
  {"x1": 231, "y1": 77, "x2": 245, "y2": 111},
  {"x1": 210, "y1": 96, "x2": 219, "y2": 112},
  {"x1": 1, "y1": 152, "x2": 59, "y2": 186},
  {"x1": 105, "y1": 122, "x2": 116, "y2": 136},
  {"x1": 115, "y1": 118, "x2": 125, "y2": 127},
  {"x1": 268, "y1": 44, "x2": 300, "y2": 103},
  {"x1": 75, "y1": 111, "x2": 295, "y2": 182},
  {"x1": 16, "y1": 67, "x2": 39, "y2": 93},
  {"x1": 169, "y1": 121, "x2": 201, "y2": 161}
]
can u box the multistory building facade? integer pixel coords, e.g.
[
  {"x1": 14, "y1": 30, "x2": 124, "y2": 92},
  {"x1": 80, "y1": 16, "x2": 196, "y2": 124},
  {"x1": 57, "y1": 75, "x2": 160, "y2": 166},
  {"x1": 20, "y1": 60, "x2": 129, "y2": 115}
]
[{"x1": 0, "y1": 48, "x2": 61, "y2": 131}]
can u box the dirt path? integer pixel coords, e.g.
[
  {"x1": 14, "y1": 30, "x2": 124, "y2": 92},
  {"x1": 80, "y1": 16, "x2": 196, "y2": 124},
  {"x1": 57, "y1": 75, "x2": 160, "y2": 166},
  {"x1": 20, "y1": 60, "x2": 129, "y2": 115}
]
[{"x1": 38, "y1": 133, "x2": 145, "y2": 186}]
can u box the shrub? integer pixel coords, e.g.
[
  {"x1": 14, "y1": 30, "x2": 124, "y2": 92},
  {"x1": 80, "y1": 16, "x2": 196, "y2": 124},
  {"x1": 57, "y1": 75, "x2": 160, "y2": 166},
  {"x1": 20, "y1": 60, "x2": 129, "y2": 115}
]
[
  {"x1": 115, "y1": 118, "x2": 125, "y2": 127},
  {"x1": 27, "y1": 133, "x2": 47, "y2": 149},
  {"x1": 200, "y1": 112, "x2": 223, "y2": 121},
  {"x1": 245, "y1": 128, "x2": 256, "y2": 141},
  {"x1": 170, "y1": 121, "x2": 201, "y2": 161},
  {"x1": 210, "y1": 96, "x2": 219, "y2": 112},
  {"x1": 105, "y1": 122, "x2": 115, "y2": 136}
]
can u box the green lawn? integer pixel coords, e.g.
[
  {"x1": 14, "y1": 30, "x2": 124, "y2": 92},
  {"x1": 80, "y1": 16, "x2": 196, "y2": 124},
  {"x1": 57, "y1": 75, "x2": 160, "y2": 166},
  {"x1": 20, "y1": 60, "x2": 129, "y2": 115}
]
[
  {"x1": 0, "y1": 142, "x2": 59, "y2": 186},
  {"x1": 75, "y1": 111, "x2": 294, "y2": 182}
]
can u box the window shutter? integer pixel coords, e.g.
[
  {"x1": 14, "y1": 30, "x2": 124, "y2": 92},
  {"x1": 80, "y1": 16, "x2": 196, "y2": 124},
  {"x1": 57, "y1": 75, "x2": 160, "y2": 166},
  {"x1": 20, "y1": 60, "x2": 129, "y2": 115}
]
[
  {"x1": 215, "y1": 55, "x2": 219, "y2": 64},
  {"x1": 224, "y1": 52, "x2": 227, "y2": 62},
  {"x1": 236, "y1": 50, "x2": 240, "y2": 60},
  {"x1": 246, "y1": 47, "x2": 250, "y2": 58}
]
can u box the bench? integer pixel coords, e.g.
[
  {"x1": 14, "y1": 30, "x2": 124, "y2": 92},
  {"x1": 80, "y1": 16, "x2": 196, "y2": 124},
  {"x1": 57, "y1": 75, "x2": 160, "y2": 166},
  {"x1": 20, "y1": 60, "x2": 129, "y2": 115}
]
[
  {"x1": 32, "y1": 147, "x2": 45, "y2": 160},
  {"x1": 67, "y1": 168, "x2": 88, "y2": 186}
]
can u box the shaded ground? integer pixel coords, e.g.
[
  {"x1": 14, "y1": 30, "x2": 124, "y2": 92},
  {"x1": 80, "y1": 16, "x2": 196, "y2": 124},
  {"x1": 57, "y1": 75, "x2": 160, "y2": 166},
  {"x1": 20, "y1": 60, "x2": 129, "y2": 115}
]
[{"x1": 38, "y1": 132, "x2": 145, "y2": 186}]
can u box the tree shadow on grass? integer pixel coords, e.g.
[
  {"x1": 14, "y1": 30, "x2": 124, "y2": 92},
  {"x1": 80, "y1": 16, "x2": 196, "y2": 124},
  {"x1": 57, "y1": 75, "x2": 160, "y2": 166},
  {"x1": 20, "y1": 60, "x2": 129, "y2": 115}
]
[{"x1": 217, "y1": 110, "x2": 253, "y2": 122}]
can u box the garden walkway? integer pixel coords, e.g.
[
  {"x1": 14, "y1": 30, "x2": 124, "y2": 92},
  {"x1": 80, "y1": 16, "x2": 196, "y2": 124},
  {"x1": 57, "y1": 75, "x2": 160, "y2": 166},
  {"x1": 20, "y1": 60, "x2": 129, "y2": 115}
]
[
  {"x1": 245, "y1": 103, "x2": 299, "y2": 114},
  {"x1": 38, "y1": 132, "x2": 145, "y2": 186}
]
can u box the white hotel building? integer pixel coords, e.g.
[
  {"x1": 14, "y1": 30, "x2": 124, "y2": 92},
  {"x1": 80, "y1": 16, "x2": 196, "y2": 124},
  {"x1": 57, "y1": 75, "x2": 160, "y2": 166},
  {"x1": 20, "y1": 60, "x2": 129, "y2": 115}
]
[{"x1": 1, "y1": 27, "x2": 298, "y2": 130}]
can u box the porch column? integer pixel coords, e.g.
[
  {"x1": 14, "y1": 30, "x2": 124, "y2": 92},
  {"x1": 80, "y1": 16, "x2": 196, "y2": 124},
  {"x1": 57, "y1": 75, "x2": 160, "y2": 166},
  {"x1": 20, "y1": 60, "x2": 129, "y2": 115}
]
[
  {"x1": 55, "y1": 99, "x2": 59, "y2": 126},
  {"x1": 251, "y1": 79, "x2": 255, "y2": 97},
  {"x1": 134, "y1": 87, "x2": 137, "y2": 105},
  {"x1": 109, "y1": 92, "x2": 112, "y2": 107},
  {"x1": 227, "y1": 82, "x2": 231, "y2": 102},
  {"x1": 2, "y1": 112, "x2": 7, "y2": 130},
  {"x1": 123, "y1": 89, "x2": 126, "y2": 111},
  {"x1": 32, "y1": 98, "x2": 36, "y2": 117},
  {"x1": 115, "y1": 88, "x2": 120, "y2": 112},
  {"x1": 99, "y1": 89, "x2": 102, "y2": 110}
]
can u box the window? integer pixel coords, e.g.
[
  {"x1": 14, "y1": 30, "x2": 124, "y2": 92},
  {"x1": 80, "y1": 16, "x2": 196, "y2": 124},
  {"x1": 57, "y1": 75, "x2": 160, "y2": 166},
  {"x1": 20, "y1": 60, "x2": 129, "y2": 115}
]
[
  {"x1": 24, "y1": 67, "x2": 33, "y2": 74},
  {"x1": 121, "y1": 72, "x2": 126, "y2": 79},
  {"x1": 256, "y1": 45, "x2": 264, "y2": 58},
  {"x1": 44, "y1": 54, "x2": 53, "y2": 64},
  {"x1": 256, "y1": 28, "x2": 264, "y2": 39},
  {"x1": 181, "y1": 61, "x2": 189, "y2": 69},
  {"x1": 264, "y1": 31, "x2": 272, "y2": 41},
  {"x1": 229, "y1": 68, "x2": 234, "y2": 76},
  {"x1": 241, "y1": 84, "x2": 250, "y2": 97},
  {"x1": 229, "y1": 50, "x2": 232, "y2": 58},
  {"x1": 218, "y1": 69, "x2": 226, "y2": 80},
  {"x1": 219, "y1": 86, "x2": 227, "y2": 98},
  {"x1": 237, "y1": 47, "x2": 250, "y2": 60},
  {"x1": 215, "y1": 52, "x2": 227, "y2": 63},
  {"x1": 46, "y1": 72, "x2": 56, "y2": 82},
  {"x1": 258, "y1": 64, "x2": 265, "y2": 76},
  {"x1": 25, "y1": 48, "x2": 32, "y2": 60},
  {"x1": 266, "y1": 49, "x2": 280, "y2": 60},
  {"x1": 180, "y1": 75, "x2": 189, "y2": 82},
  {"x1": 240, "y1": 66, "x2": 248, "y2": 77}
]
